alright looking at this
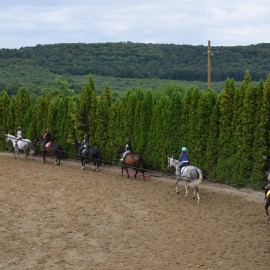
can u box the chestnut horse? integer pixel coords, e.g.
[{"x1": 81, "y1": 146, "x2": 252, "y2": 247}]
[{"x1": 117, "y1": 147, "x2": 146, "y2": 179}]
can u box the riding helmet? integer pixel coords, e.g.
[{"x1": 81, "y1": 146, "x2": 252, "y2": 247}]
[{"x1": 181, "y1": 146, "x2": 187, "y2": 152}]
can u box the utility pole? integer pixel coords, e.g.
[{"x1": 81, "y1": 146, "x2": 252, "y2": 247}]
[{"x1": 207, "y1": 40, "x2": 211, "y2": 88}]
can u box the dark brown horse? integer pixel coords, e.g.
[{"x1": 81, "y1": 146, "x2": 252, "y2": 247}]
[
  {"x1": 117, "y1": 147, "x2": 146, "y2": 179},
  {"x1": 35, "y1": 135, "x2": 64, "y2": 165}
]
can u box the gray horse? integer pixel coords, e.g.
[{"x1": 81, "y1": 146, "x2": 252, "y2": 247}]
[{"x1": 167, "y1": 157, "x2": 203, "y2": 203}]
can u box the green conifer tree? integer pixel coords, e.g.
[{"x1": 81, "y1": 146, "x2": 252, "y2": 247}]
[
  {"x1": 250, "y1": 80, "x2": 266, "y2": 184},
  {"x1": 79, "y1": 76, "x2": 97, "y2": 144},
  {"x1": 216, "y1": 79, "x2": 235, "y2": 182},
  {"x1": 195, "y1": 89, "x2": 215, "y2": 171},
  {"x1": 15, "y1": 87, "x2": 30, "y2": 131},
  {"x1": 139, "y1": 90, "x2": 154, "y2": 157},
  {"x1": 1, "y1": 91, "x2": 10, "y2": 134},
  {"x1": 205, "y1": 94, "x2": 220, "y2": 179}
]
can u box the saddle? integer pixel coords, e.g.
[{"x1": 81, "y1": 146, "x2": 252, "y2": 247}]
[
  {"x1": 81, "y1": 148, "x2": 88, "y2": 155},
  {"x1": 179, "y1": 162, "x2": 190, "y2": 174}
]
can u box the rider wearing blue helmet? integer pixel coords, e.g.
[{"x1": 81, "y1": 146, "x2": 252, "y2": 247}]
[{"x1": 176, "y1": 146, "x2": 189, "y2": 173}]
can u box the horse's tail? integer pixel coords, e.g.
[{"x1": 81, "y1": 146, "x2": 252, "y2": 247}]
[
  {"x1": 194, "y1": 167, "x2": 203, "y2": 185},
  {"x1": 139, "y1": 155, "x2": 147, "y2": 172}
]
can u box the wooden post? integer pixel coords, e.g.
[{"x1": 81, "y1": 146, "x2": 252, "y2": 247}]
[{"x1": 207, "y1": 40, "x2": 211, "y2": 88}]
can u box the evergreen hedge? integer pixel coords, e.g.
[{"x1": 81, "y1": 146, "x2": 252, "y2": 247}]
[{"x1": 1, "y1": 73, "x2": 270, "y2": 189}]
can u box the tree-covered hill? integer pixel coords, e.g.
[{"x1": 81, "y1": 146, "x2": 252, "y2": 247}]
[{"x1": 0, "y1": 42, "x2": 270, "y2": 94}]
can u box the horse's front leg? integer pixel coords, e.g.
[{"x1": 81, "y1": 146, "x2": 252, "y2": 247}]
[
  {"x1": 134, "y1": 170, "x2": 138, "y2": 179},
  {"x1": 185, "y1": 180, "x2": 188, "y2": 198},
  {"x1": 175, "y1": 177, "x2": 180, "y2": 194},
  {"x1": 54, "y1": 153, "x2": 60, "y2": 165},
  {"x1": 80, "y1": 157, "x2": 85, "y2": 170}
]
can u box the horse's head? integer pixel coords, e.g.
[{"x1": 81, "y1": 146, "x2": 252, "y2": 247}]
[
  {"x1": 74, "y1": 137, "x2": 80, "y2": 152},
  {"x1": 5, "y1": 134, "x2": 14, "y2": 143},
  {"x1": 167, "y1": 157, "x2": 175, "y2": 169}
]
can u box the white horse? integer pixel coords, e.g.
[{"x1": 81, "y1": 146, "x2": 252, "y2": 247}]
[
  {"x1": 6, "y1": 134, "x2": 35, "y2": 160},
  {"x1": 167, "y1": 157, "x2": 203, "y2": 203}
]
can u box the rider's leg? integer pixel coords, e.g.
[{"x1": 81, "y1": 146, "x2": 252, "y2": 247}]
[{"x1": 120, "y1": 151, "x2": 126, "y2": 161}]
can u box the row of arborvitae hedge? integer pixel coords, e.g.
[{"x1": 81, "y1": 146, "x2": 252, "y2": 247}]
[{"x1": 1, "y1": 71, "x2": 270, "y2": 189}]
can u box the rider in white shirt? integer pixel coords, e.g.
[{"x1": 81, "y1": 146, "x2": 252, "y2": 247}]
[{"x1": 15, "y1": 127, "x2": 22, "y2": 148}]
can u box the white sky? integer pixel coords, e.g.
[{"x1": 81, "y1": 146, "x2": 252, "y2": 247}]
[{"x1": 0, "y1": 0, "x2": 270, "y2": 49}]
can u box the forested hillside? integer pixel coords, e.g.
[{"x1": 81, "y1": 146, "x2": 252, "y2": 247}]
[
  {"x1": 1, "y1": 72, "x2": 270, "y2": 189},
  {"x1": 0, "y1": 42, "x2": 269, "y2": 94}
]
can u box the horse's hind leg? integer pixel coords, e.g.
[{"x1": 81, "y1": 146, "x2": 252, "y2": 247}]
[
  {"x1": 265, "y1": 199, "x2": 269, "y2": 217},
  {"x1": 134, "y1": 170, "x2": 138, "y2": 179},
  {"x1": 194, "y1": 185, "x2": 200, "y2": 204},
  {"x1": 95, "y1": 163, "x2": 99, "y2": 172}
]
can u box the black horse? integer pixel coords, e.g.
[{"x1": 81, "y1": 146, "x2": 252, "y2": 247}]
[
  {"x1": 264, "y1": 171, "x2": 270, "y2": 220},
  {"x1": 74, "y1": 138, "x2": 102, "y2": 171},
  {"x1": 117, "y1": 146, "x2": 146, "y2": 179},
  {"x1": 35, "y1": 134, "x2": 64, "y2": 165}
]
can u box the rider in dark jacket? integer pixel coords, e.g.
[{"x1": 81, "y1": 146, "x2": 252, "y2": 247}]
[
  {"x1": 79, "y1": 135, "x2": 89, "y2": 155},
  {"x1": 176, "y1": 146, "x2": 189, "y2": 173}
]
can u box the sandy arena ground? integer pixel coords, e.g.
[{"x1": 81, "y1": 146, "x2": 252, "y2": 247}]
[{"x1": 0, "y1": 153, "x2": 269, "y2": 270}]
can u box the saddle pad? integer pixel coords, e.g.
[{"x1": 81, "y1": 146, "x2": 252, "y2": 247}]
[
  {"x1": 45, "y1": 142, "x2": 51, "y2": 148},
  {"x1": 267, "y1": 190, "x2": 270, "y2": 197}
]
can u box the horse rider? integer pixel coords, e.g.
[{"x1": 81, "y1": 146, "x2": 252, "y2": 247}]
[
  {"x1": 15, "y1": 126, "x2": 22, "y2": 148},
  {"x1": 79, "y1": 135, "x2": 89, "y2": 156},
  {"x1": 176, "y1": 146, "x2": 189, "y2": 173},
  {"x1": 264, "y1": 181, "x2": 270, "y2": 201},
  {"x1": 42, "y1": 128, "x2": 52, "y2": 149},
  {"x1": 120, "y1": 138, "x2": 132, "y2": 162}
]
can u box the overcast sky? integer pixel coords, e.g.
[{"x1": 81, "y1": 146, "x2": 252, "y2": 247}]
[{"x1": 1, "y1": 0, "x2": 270, "y2": 49}]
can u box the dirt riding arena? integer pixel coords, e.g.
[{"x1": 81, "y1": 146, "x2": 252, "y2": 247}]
[{"x1": 0, "y1": 153, "x2": 269, "y2": 270}]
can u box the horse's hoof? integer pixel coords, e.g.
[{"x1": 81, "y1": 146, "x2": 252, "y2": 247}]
[
  {"x1": 96, "y1": 169, "x2": 99, "y2": 172},
  {"x1": 81, "y1": 167, "x2": 84, "y2": 170},
  {"x1": 176, "y1": 191, "x2": 179, "y2": 194}
]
